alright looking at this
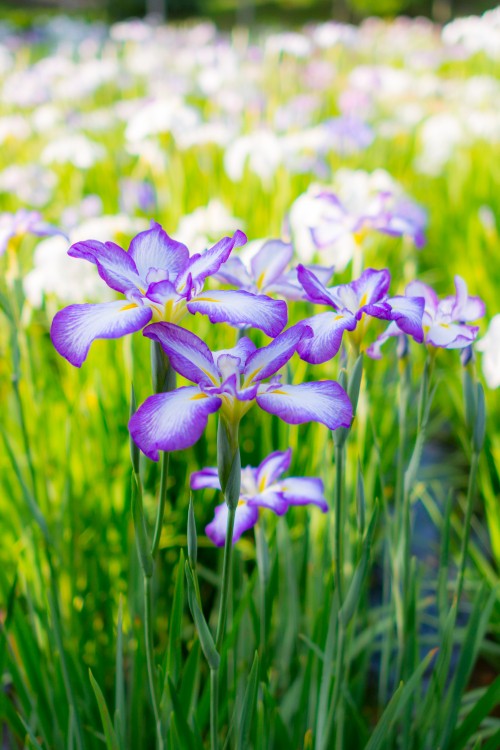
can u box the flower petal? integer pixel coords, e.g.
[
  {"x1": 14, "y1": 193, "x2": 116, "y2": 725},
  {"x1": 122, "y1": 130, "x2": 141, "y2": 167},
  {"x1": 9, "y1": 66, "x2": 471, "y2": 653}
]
[
  {"x1": 257, "y1": 381, "x2": 353, "y2": 431},
  {"x1": 129, "y1": 386, "x2": 222, "y2": 461},
  {"x1": 68, "y1": 239, "x2": 142, "y2": 294},
  {"x1": 426, "y1": 322, "x2": 478, "y2": 349},
  {"x1": 243, "y1": 324, "x2": 309, "y2": 384},
  {"x1": 176, "y1": 230, "x2": 247, "y2": 295},
  {"x1": 297, "y1": 264, "x2": 337, "y2": 306},
  {"x1": 128, "y1": 221, "x2": 189, "y2": 281},
  {"x1": 388, "y1": 295, "x2": 424, "y2": 342},
  {"x1": 246, "y1": 490, "x2": 289, "y2": 515},
  {"x1": 255, "y1": 449, "x2": 292, "y2": 490},
  {"x1": 297, "y1": 311, "x2": 357, "y2": 364},
  {"x1": 406, "y1": 280, "x2": 439, "y2": 315},
  {"x1": 143, "y1": 322, "x2": 219, "y2": 387},
  {"x1": 278, "y1": 477, "x2": 328, "y2": 511},
  {"x1": 215, "y1": 256, "x2": 253, "y2": 288},
  {"x1": 190, "y1": 468, "x2": 221, "y2": 490},
  {"x1": 214, "y1": 337, "x2": 257, "y2": 370},
  {"x1": 51, "y1": 300, "x2": 152, "y2": 367},
  {"x1": 206, "y1": 501, "x2": 259, "y2": 547},
  {"x1": 187, "y1": 289, "x2": 287, "y2": 337},
  {"x1": 251, "y1": 239, "x2": 293, "y2": 290},
  {"x1": 351, "y1": 268, "x2": 391, "y2": 307}
]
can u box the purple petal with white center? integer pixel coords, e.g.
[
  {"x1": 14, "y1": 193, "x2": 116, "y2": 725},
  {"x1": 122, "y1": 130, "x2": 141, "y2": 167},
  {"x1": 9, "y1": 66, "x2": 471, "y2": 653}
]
[
  {"x1": 129, "y1": 386, "x2": 222, "y2": 461},
  {"x1": 187, "y1": 289, "x2": 287, "y2": 337},
  {"x1": 358, "y1": 300, "x2": 393, "y2": 322},
  {"x1": 206, "y1": 501, "x2": 259, "y2": 547},
  {"x1": 426, "y1": 323, "x2": 478, "y2": 349},
  {"x1": 128, "y1": 221, "x2": 189, "y2": 281},
  {"x1": 243, "y1": 324, "x2": 309, "y2": 384},
  {"x1": 190, "y1": 468, "x2": 221, "y2": 491},
  {"x1": 297, "y1": 311, "x2": 357, "y2": 364},
  {"x1": 278, "y1": 477, "x2": 328, "y2": 511},
  {"x1": 143, "y1": 322, "x2": 219, "y2": 387},
  {"x1": 145, "y1": 279, "x2": 179, "y2": 305},
  {"x1": 255, "y1": 449, "x2": 292, "y2": 489},
  {"x1": 215, "y1": 256, "x2": 253, "y2": 288},
  {"x1": 351, "y1": 268, "x2": 391, "y2": 308},
  {"x1": 68, "y1": 239, "x2": 142, "y2": 294},
  {"x1": 51, "y1": 300, "x2": 152, "y2": 367},
  {"x1": 406, "y1": 280, "x2": 439, "y2": 315},
  {"x1": 257, "y1": 380, "x2": 353, "y2": 431},
  {"x1": 251, "y1": 240, "x2": 293, "y2": 290},
  {"x1": 297, "y1": 265, "x2": 337, "y2": 306},
  {"x1": 450, "y1": 276, "x2": 485, "y2": 321},
  {"x1": 246, "y1": 490, "x2": 289, "y2": 515},
  {"x1": 388, "y1": 295, "x2": 424, "y2": 342},
  {"x1": 176, "y1": 230, "x2": 247, "y2": 295}
]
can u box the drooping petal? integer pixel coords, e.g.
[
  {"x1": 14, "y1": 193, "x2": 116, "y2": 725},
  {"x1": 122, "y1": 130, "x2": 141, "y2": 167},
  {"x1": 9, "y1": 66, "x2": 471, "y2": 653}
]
[
  {"x1": 143, "y1": 322, "x2": 219, "y2": 387},
  {"x1": 129, "y1": 386, "x2": 221, "y2": 461},
  {"x1": 388, "y1": 295, "x2": 424, "y2": 342},
  {"x1": 206, "y1": 501, "x2": 259, "y2": 547},
  {"x1": 176, "y1": 230, "x2": 247, "y2": 295},
  {"x1": 190, "y1": 468, "x2": 221, "y2": 491},
  {"x1": 246, "y1": 489, "x2": 289, "y2": 515},
  {"x1": 255, "y1": 448, "x2": 292, "y2": 490},
  {"x1": 214, "y1": 337, "x2": 257, "y2": 370},
  {"x1": 187, "y1": 289, "x2": 287, "y2": 337},
  {"x1": 426, "y1": 322, "x2": 478, "y2": 349},
  {"x1": 51, "y1": 300, "x2": 152, "y2": 367},
  {"x1": 257, "y1": 381, "x2": 353, "y2": 431},
  {"x1": 215, "y1": 256, "x2": 254, "y2": 288},
  {"x1": 406, "y1": 280, "x2": 439, "y2": 316},
  {"x1": 296, "y1": 311, "x2": 357, "y2": 365},
  {"x1": 68, "y1": 239, "x2": 142, "y2": 294},
  {"x1": 278, "y1": 477, "x2": 328, "y2": 511},
  {"x1": 449, "y1": 276, "x2": 485, "y2": 322},
  {"x1": 351, "y1": 268, "x2": 391, "y2": 308},
  {"x1": 243, "y1": 324, "x2": 309, "y2": 384},
  {"x1": 297, "y1": 264, "x2": 337, "y2": 306},
  {"x1": 128, "y1": 222, "x2": 189, "y2": 281},
  {"x1": 251, "y1": 240, "x2": 293, "y2": 290}
]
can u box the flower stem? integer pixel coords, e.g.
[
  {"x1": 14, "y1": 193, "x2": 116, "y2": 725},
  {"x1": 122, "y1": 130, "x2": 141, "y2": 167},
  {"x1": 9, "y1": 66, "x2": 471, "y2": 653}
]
[
  {"x1": 151, "y1": 451, "x2": 170, "y2": 558},
  {"x1": 456, "y1": 451, "x2": 479, "y2": 604},
  {"x1": 334, "y1": 442, "x2": 345, "y2": 605},
  {"x1": 144, "y1": 575, "x2": 163, "y2": 749}
]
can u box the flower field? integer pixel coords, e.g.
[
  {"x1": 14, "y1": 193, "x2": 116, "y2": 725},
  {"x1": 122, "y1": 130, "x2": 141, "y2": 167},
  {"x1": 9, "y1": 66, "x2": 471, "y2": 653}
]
[{"x1": 1, "y1": 7, "x2": 500, "y2": 749}]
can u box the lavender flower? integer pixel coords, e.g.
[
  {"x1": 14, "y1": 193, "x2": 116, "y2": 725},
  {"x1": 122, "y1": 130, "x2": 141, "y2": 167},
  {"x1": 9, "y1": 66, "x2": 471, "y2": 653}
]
[
  {"x1": 50, "y1": 222, "x2": 288, "y2": 366},
  {"x1": 296, "y1": 266, "x2": 424, "y2": 364},
  {"x1": 191, "y1": 448, "x2": 327, "y2": 546},
  {"x1": 129, "y1": 323, "x2": 352, "y2": 461},
  {"x1": 0, "y1": 209, "x2": 63, "y2": 256}
]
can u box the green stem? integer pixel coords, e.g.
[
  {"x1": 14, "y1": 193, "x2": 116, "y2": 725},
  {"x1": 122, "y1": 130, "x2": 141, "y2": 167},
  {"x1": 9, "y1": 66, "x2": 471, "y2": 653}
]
[
  {"x1": 334, "y1": 443, "x2": 345, "y2": 605},
  {"x1": 456, "y1": 451, "x2": 479, "y2": 604},
  {"x1": 144, "y1": 575, "x2": 163, "y2": 749},
  {"x1": 151, "y1": 451, "x2": 170, "y2": 558}
]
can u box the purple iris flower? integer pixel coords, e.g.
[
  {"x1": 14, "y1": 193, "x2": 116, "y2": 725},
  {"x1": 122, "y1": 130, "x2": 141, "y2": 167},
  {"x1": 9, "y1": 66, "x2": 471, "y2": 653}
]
[
  {"x1": 191, "y1": 448, "x2": 327, "y2": 546},
  {"x1": 216, "y1": 238, "x2": 333, "y2": 301},
  {"x1": 129, "y1": 322, "x2": 353, "y2": 461},
  {"x1": 50, "y1": 222, "x2": 288, "y2": 367},
  {"x1": 308, "y1": 189, "x2": 427, "y2": 251},
  {"x1": 119, "y1": 178, "x2": 156, "y2": 215},
  {"x1": 0, "y1": 209, "x2": 64, "y2": 256},
  {"x1": 367, "y1": 275, "x2": 485, "y2": 358},
  {"x1": 296, "y1": 265, "x2": 425, "y2": 364}
]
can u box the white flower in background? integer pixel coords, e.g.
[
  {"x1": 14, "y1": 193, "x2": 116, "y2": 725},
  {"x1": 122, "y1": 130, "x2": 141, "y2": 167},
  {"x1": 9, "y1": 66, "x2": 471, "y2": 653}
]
[
  {"x1": 0, "y1": 165, "x2": 57, "y2": 207},
  {"x1": 0, "y1": 115, "x2": 30, "y2": 143},
  {"x1": 24, "y1": 214, "x2": 147, "y2": 307},
  {"x1": 175, "y1": 200, "x2": 244, "y2": 253},
  {"x1": 125, "y1": 98, "x2": 199, "y2": 142},
  {"x1": 41, "y1": 134, "x2": 106, "y2": 169},
  {"x1": 31, "y1": 104, "x2": 63, "y2": 133},
  {"x1": 266, "y1": 31, "x2": 313, "y2": 58},
  {"x1": 478, "y1": 206, "x2": 496, "y2": 233},
  {"x1": 477, "y1": 315, "x2": 500, "y2": 389},
  {"x1": 224, "y1": 130, "x2": 284, "y2": 184},
  {"x1": 442, "y1": 8, "x2": 500, "y2": 61},
  {"x1": 414, "y1": 113, "x2": 467, "y2": 175},
  {"x1": 175, "y1": 121, "x2": 235, "y2": 150},
  {"x1": 125, "y1": 139, "x2": 168, "y2": 171}
]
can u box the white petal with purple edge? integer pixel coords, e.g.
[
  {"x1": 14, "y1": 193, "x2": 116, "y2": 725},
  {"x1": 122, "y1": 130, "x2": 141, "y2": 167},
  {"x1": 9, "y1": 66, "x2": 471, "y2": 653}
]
[
  {"x1": 187, "y1": 289, "x2": 287, "y2": 337},
  {"x1": 246, "y1": 489, "x2": 289, "y2": 515},
  {"x1": 406, "y1": 280, "x2": 439, "y2": 315},
  {"x1": 251, "y1": 240, "x2": 293, "y2": 290},
  {"x1": 427, "y1": 323, "x2": 478, "y2": 349},
  {"x1": 176, "y1": 230, "x2": 247, "y2": 294},
  {"x1": 297, "y1": 265, "x2": 337, "y2": 306},
  {"x1": 190, "y1": 468, "x2": 221, "y2": 490},
  {"x1": 388, "y1": 295, "x2": 424, "y2": 341},
  {"x1": 128, "y1": 222, "x2": 189, "y2": 280},
  {"x1": 351, "y1": 268, "x2": 391, "y2": 307},
  {"x1": 215, "y1": 256, "x2": 254, "y2": 288},
  {"x1": 297, "y1": 311, "x2": 357, "y2": 365},
  {"x1": 255, "y1": 449, "x2": 292, "y2": 489},
  {"x1": 214, "y1": 337, "x2": 257, "y2": 371},
  {"x1": 278, "y1": 477, "x2": 328, "y2": 511},
  {"x1": 51, "y1": 300, "x2": 152, "y2": 367},
  {"x1": 243, "y1": 324, "x2": 308, "y2": 384},
  {"x1": 257, "y1": 381, "x2": 353, "y2": 431},
  {"x1": 129, "y1": 386, "x2": 222, "y2": 461},
  {"x1": 206, "y1": 502, "x2": 259, "y2": 547},
  {"x1": 69, "y1": 239, "x2": 142, "y2": 294},
  {"x1": 143, "y1": 322, "x2": 219, "y2": 386}
]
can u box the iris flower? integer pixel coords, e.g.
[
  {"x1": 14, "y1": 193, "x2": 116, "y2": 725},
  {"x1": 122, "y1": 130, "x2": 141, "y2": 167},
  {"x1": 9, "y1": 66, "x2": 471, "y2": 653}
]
[
  {"x1": 0, "y1": 209, "x2": 63, "y2": 256},
  {"x1": 191, "y1": 448, "x2": 327, "y2": 546},
  {"x1": 129, "y1": 322, "x2": 353, "y2": 461},
  {"x1": 296, "y1": 265, "x2": 425, "y2": 364},
  {"x1": 216, "y1": 237, "x2": 333, "y2": 301},
  {"x1": 368, "y1": 275, "x2": 485, "y2": 358},
  {"x1": 50, "y1": 222, "x2": 288, "y2": 366}
]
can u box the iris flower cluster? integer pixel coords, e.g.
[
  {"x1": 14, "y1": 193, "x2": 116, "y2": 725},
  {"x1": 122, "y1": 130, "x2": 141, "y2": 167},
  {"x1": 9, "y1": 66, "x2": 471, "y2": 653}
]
[{"x1": 50, "y1": 221, "x2": 485, "y2": 545}]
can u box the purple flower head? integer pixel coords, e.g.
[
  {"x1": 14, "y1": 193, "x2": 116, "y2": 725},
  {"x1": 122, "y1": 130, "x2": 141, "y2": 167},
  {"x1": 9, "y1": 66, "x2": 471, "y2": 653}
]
[
  {"x1": 129, "y1": 322, "x2": 353, "y2": 461},
  {"x1": 191, "y1": 448, "x2": 327, "y2": 546},
  {"x1": 324, "y1": 116, "x2": 374, "y2": 155},
  {"x1": 119, "y1": 179, "x2": 156, "y2": 215},
  {"x1": 367, "y1": 275, "x2": 485, "y2": 358},
  {"x1": 0, "y1": 209, "x2": 65, "y2": 256},
  {"x1": 50, "y1": 222, "x2": 288, "y2": 367},
  {"x1": 296, "y1": 266, "x2": 425, "y2": 364},
  {"x1": 216, "y1": 237, "x2": 333, "y2": 302}
]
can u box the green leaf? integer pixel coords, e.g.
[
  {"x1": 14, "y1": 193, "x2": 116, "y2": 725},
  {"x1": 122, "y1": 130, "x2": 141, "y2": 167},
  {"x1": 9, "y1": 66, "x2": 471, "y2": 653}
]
[
  {"x1": 451, "y1": 676, "x2": 500, "y2": 750},
  {"x1": 89, "y1": 670, "x2": 120, "y2": 750},
  {"x1": 185, "y1": 563, "x2": 220, "y2": 671},
  {"x1": 348, "y1": 353, "x2": 364, "y2": 417},
  {"x1": 167, "y1": 677, "x2": 203, "y2": 750},
  {"x1": 364, "y1": 649, "x2": 437, "y2": 750},
  {"x1": 473, "y1": 382, "x2": 485, "y2": 454},
  {"x1": 237, "y1": 652, "x2": 260, "y2": 749},
  {"x1": 187, "y1": 497, "x2": 198, "y2": 568},
  {"x1": 114, "y1": 597, "x2": 126, "y2": 746},
  {"x1": 340, "y1": 503, "x2": 378, "y2": 626}
]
